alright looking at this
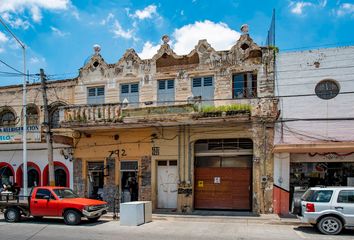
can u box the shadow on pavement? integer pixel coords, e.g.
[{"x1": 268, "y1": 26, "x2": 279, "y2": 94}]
[
  {"x1": 0, "y1": 217, "x2": 109, "y2": 227},
  {"x1": 294, "y1": 226, "x2": 354, "y2": 236}
]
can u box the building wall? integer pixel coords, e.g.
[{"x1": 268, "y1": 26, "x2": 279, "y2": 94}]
[
  {"x1": 0, "y1": 144, "x2": 73, "y2": 189},
  {"x1": 274, "y1": 46, "x2": 354, "y2": 215},
  {"x1": 62, "y1": 33, "x2": 277, "y2": 214},
  {"x1": 275, "y1": 46, "x2": 354, "y2": 144}
]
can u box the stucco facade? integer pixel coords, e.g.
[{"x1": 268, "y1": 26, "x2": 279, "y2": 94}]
[
  {"x1": 59, "y1": 32, "x2": 277, "y2": 214},
  {"x1": 273, "y1": 46, "x2": 354, "y2": 215},
  {"x1": 0, "y1": 79, "x2": 76, "y2": 191}
]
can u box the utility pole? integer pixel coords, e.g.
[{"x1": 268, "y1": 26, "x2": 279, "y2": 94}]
[{"x1": 40, "y1": 69, "x2": 55, "y2": 186}]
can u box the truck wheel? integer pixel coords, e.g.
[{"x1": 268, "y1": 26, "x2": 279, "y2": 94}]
[
  {"x1": 87, "y1": 216, "x2": 100, "y2": 223},
  {"x1": 317, "y1": 216, "x2": 343, "y2": 235},
  {"x1": 64, "y1": 210, "x2": 81, "y2": 225},
  {"x1": 5, "y1": 208, "x2": 21, "y2": 223}
]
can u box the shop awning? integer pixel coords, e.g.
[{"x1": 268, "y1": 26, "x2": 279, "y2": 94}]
[{"x1": 273, "y1": 142, "x2": 354, "y2": 153}]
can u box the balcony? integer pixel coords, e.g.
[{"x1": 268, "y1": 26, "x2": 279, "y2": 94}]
[{"x1": 59, "y1": 102, "x2": 260, "y2": 130}]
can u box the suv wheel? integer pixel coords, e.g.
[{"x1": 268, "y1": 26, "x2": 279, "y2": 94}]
[
  {"x1": 317, "y1": 216, "x2": 343, "y2": 235},
  {"x1": 63, "y1": 210, "x2": 81, "y2": 225}
]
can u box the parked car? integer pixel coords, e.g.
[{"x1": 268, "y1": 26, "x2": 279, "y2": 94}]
[
  {"x1": 292, "y1": 186, "x2": 354, "y2": 235},
  {"x1": 0, "y1": 186, "x2": 108, "y2": 225}
]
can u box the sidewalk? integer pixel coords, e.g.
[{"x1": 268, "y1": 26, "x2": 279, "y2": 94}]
[{"x1": 101, "y1": 211, "x2": 303, "y2": 226}]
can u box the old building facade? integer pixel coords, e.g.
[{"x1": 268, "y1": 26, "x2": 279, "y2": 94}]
[
  {"x1": 59, "y1": 32, "x2": 277, "y2": 214},
  {"x1": 0, "y1": 80, "x2": 75, "y2": 191},
  {"x1": 273, "y1": 46, "x2": 354, "y2": 215}
]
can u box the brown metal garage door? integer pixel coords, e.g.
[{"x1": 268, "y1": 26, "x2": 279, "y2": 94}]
[{"x1": 194, "y1": 167, "x2": 251, "y2": 210}]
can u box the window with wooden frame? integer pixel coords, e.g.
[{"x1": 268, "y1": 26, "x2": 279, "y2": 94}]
[{"x1": 232, "y1": 73, "x2": 257, "y2": 98}]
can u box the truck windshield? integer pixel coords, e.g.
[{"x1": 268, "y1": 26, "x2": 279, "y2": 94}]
[{"x1": 53, "y1": 189, "x2": 79, "y2": 199}]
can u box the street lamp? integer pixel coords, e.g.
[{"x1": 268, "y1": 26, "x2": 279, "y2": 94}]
[{"x1": 0, "y1": 17, "x2": 28, "y2": 196}]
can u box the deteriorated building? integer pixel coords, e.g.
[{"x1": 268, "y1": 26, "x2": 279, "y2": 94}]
[
  {"x1": 58, "y1": 31, "x2": 277, "y2": 214},
  {"x1": 0, "y1": 79, "x2": 75, "y2": 191}
]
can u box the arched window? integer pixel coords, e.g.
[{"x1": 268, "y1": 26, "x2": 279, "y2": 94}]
[
  {"x1": 26, "y1": 104, "x2": 39, "y2": 125},
  {"x1": 55, "y1": 168, "x2": 67, "y2": 187},
  {"x1": 49, "y1": 102, "x2": 66, "y2": 128},
  {"x1": 0, "y1": 108, "x2": 16, "y2": 126},
  {"x1": 28, "y1": 168, "x2": 40, "y2": 188},
  {"x1": 0, "y1": 164, "x2": 14, "y2": 186}
]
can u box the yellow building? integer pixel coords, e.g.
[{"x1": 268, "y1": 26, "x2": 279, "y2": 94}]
[{"x1": 58, "y1": 32, "x2": 277, "y2": 214}]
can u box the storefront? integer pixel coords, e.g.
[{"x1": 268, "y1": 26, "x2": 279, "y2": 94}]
[{"x1": 273, "y1": 145, "x2": 354, "y2": 215}]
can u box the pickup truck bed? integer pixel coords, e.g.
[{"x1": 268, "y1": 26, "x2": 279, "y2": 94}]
[{"x1": 0, "y1": 195, "x2": 30, "y2": 215}]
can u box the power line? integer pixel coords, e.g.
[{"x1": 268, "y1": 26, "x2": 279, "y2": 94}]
[{"x1": 0, "y1": 59, "x2": 24, "y2": 74}]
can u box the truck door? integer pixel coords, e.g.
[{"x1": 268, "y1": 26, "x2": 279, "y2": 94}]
[
  {"x1": 30, "y1": 188, "x2": 58, "y2": 216},
  {"x1": 336, "y1": 190, "x2": 354, "y2": 226}
]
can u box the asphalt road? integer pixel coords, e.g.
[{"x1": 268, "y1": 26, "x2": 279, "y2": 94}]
[{"x1": 0, "y1": 217, "x2": 353, "y2": 240}]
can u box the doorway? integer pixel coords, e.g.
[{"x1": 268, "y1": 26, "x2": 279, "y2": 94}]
[
  {"x1": 157, "y1": 160, "x2": 178, "y2": 209},
  {"x1": 87, "y1": 162, "x2": 104, "y2": 200},
  {"x1": 120, "y1": 161, "x2": 138, "y2": 203}
]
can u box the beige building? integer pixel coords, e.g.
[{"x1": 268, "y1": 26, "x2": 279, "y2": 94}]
[
  {"x1": 58, "y1": 31, "x2": 278, "y2": 214},
  {"x1": 0, "y1": 79, "x2": 76, "y2": 191}
]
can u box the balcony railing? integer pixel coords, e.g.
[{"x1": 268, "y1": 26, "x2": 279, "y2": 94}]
[{"x1": 60, "y1": 103, "x2": 122, "y2": 124}]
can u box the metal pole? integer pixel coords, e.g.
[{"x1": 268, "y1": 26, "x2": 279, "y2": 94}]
[
  {"x1": 22, "y1": 46, "x2": 27, "y2": 195},
  {"x1": 0, "y1": 16, "x2": 27, "y2": 195}
]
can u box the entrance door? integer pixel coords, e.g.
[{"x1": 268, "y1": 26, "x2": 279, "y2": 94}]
[
  {"x1": 87, "y1": 162, "x2": 104, "y2": 199},
  {"x1": 195, "y1": 166, "x2": 251, "y2": 210},
  {"x1": 120, "y1": 161, "x2": 138, "y2": 203},
  {"x1": 157, "y1": 160, "x2": 178, "y2": 209}
]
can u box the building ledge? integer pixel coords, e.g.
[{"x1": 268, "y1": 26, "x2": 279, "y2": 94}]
[{"x1": 273, "y1": 142, "x2": 354, "y2": 153}]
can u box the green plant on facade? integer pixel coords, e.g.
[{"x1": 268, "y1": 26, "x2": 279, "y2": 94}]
[{"x1": 201, "y1": 104, "x2": 251, "y2": 113}]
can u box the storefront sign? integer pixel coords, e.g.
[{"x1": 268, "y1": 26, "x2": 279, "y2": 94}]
[
  {"x1": 214, "y1": 177, "x2": 221, "y2": 184},
  {"x1": 0, "y1": 125, "x2": 41, "y2": 143},
  {"x1": 198, "y1": 180, "x2": 204, "y2": 188}
]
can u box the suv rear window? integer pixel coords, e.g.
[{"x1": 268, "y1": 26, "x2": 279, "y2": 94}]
[{"x1": 302, "y1": 190, "x2": 333, "y2": 203}]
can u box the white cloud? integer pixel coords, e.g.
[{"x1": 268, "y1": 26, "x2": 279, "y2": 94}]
[
  {"x1": 30, "y1": 6, "x2": 42, "y2": 22},
  {"x1": 1, "y1": 12, "x2": 31, "y2": 29},
  {"x1": 0, "y1": 0, "x2": 71, "y2": 28},
  {"x1": 172, "y1": 20, "x2": 240, "y2": 55},
  {"x1": 336, "y1": 3, "x2": 354, "y2": 17},
  {"x1": 100, "y1": 13, "x2": 114, "y2": 25},
  {"x1": 130, "y1": 5, "x2": 157, "y2": 20},
  {"x1": 111, "y1": 20, "x2": 134, "y2": 39},
  {"x1": 319, "y1": 0, "x2": 327, "y2": 8},
  {"x1": 137, "y1": 41, "x2": 161, "y2": 59},
  {"x1": 290, "y1": 1, "x2": 313, "y2": 15},
  {"x1": 50, "y1": 26, "x2": 69, "y2": 37},
  {"x1": 0, "y1": 31, "x2": 8, "y2": 43}
]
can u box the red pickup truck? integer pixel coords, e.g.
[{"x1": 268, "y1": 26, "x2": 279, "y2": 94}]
[{"x1": 0, "y1": 186, "x2": 108, "y2": 225}]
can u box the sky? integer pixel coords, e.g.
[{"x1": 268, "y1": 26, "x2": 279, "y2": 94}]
[{"x1": 0, "y1": 0, "x2": 353, "y2": 86}]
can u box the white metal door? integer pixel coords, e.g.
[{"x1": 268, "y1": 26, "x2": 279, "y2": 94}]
[{"x1": 157, "y1": 160, "x2": 178, "y2": 209}]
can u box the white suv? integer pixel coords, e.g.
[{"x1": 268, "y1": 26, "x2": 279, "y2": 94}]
[{"x1": 292, "y1": 186, "x2": 354, "y2": 235}]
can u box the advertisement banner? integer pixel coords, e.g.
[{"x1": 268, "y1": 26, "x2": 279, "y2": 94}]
[{"x1": 0, "y1": 125, "x2": 41, "y2": 143}]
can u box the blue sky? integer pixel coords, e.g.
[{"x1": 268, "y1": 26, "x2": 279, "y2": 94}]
[{"x1": 0, "y1": 0, "x2": 353, "y2": 86}]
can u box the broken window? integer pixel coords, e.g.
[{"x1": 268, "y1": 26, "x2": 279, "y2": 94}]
[{"x1": 232, "y1": 73, "x2": 257, "y2": 99}]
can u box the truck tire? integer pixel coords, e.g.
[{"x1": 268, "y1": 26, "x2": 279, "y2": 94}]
[
  {"x1": 4, "y1": 208, "x2": 21, "y2": 223},
  {"x1": 87, "y1": 216, "x2": 101, "y2": 223},
  {"x1": 63, "y1": 210, "x2": 81, "y2": 225},
  {"x1": 317, "y1": 216, "x2": 343, "y2": 235}
]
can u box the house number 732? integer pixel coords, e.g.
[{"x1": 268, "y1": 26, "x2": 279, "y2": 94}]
[{"x1": 115, "y1": 149, "x2": 127, "y2": 157}]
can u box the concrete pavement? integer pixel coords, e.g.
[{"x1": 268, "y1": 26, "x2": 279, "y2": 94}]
[{"x1": 0, "y1": 214, "x2": 353, "y2": 240}]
